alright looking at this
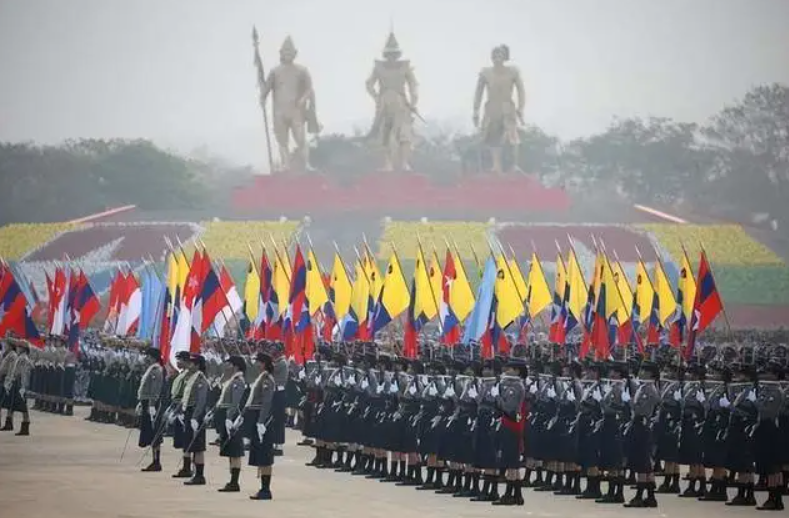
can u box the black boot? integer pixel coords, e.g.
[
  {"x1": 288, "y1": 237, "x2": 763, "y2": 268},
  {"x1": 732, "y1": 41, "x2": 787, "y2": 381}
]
[
  {"x1": 578, "y1": 476, "x2": 602, "y2": 499},
  {"x1": 471, "y1": 475, "x2": 493, "y2": 501},
  {"x1": 453, "y1": 472, "x2": 472, "y2": 497},
  {"x1": 172, "y1": 457, "x2": 192, "y2": 478},
  {"x1": 184, "y1": 463, "x2": 206, "y2": 485},
  {"x1": 492, "y1": 481, "x2": 515, "y2": 506},
  {"x1": 624, "y1": 483, "x2": 646, "y2": 508},
  {"x1": 250, "y1": 475, "x2": 272, "y2": 500},
  {"x1": 141, "y1": 450, "x2": 161, "y2": 472},
  {"x1": 680, "y1": 478, "x2": 698, "y2": 497},
  {"x1": 699, "y1": 479, "x2": 728, "y2": 502},
  {"x1": 437, "y1": 470, "x2": 457, "y2": 494},
  {"x1": 15, "y1": 421, "x2": 29, "y2": 436},
  {"x1": 65, "y1": 404, "x2": 74, "y2": 416},
  {"x1": 219, "y1": 468, "x2": 241, "y2": 492},
  {"x1": 534, "y1": 471, "x2": 556, "y2": 492},
  {"x1": 0, "y1": 416, "x2": 13, "y2": 431},
  {"x1": 513, "y1": 479, "x2": 524, "y2": 505},
  {"x1": 417, "y1": 467, "x2": 436, "y2": 490},
  {"x1": 643, "y1": 482, "x2": 658, "y2": 508}
]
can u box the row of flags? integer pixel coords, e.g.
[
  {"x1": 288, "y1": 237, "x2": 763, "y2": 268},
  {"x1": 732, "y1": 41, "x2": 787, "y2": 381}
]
[{"x1": 0, "y1": 236, "x2": 725, "y2": 364}]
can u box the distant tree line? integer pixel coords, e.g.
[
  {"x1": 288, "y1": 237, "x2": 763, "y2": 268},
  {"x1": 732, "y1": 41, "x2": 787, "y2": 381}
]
[{"x1": 1, "y1": 83, "x2": 786, "y2": 227}]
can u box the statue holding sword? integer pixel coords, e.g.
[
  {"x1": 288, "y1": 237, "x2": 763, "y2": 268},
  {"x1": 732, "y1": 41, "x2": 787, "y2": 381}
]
[
  {"x1": 365, "y1": 32, "x2": 420, "y2": 172},
  {"x1": 473, "y1": 44, "x2": 527, "y2": 174}
]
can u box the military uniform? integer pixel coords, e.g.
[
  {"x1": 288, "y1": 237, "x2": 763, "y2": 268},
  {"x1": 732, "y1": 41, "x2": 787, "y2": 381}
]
[
  {"x1": 137, "y1": 349, "x2": 165, "y2": 472},
  {"x1": 4, "y1": 341, "x2": 34, "y2": 435},
  {"x1": 180, "y1": 356, "x2": 209, "y2": 486},
  {"x1": 0, "y1": 343, "x2": 19, "y2": 429},
  {"x1": 244, "y1": 354, "x2": 276, "y2": 500}
]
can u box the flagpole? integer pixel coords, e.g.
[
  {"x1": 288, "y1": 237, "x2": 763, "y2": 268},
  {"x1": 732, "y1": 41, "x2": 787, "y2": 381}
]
[
  {"x1": 269, "y1": 234, "x2": 292, "y2": 285},
  {"x1": 332, "y1": 240, "x2": 353, "y2": 283}
]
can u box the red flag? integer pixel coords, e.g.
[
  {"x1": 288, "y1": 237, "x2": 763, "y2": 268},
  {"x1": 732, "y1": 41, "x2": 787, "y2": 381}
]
[{"x1": 685, "y1": 251, "x2": 723, "y2": 360}]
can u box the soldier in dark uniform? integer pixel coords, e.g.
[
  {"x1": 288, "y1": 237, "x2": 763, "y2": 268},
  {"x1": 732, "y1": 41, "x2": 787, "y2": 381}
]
[
  {"x1": 576, "y1": 360, "x2": 604, "y2": 499},
  {"x1": 396, "y1": 360, "x2": 424, "y2": 486},
  {"x1": 62, "y1": 343, "x2": 78, "y2": 415},
  {"x1": 245, "y1": 352, "x2": 277, "y2": 500},
  {"x1": 415, "y1": 360, "x2": 445, "y2": 490},
  {"x1": 754, "y1": 348, "x2": 785, "y2": 511},
  {"x1": 679, "y1": 362, "x2": 708, "y2": 498},
  {"x1": 623, "y1": 360, "x2": 660, "y2": 508},
  {"x1": 269, "y1": 342, "x2": 288, "y2": 456},
  {"x1": 655, "y1": 357, "x2": 682, "y2": 493},
  {"x1": 137, "y1": 347, "x2": 165, "y2": 472},
  {"x1": 469, "y1": 359, "x2": 500, "y2": 501},
  {"x1": 4, "y1": 339, "x2": 33, "y2": 435},
  {"x1": 216, "y1": 355, "x2": 248, "y2": 493},
  {"x1": 492, "y1": 356, "x2": 527, "y2": 506},
  {"x1": 596, "y1": 361, "x2": 629, "y2": 504},
  {"x1": 168, "y1": 351, "x2": 193, "y2": 478},
  {"x1": 699, "y1": 350, "x2": 734, "y2": 502},
  {"x1": 179, "y1": 353, "x2": 210, "y2": 486},
  {"x1": 0, "y1": 339, "x2": 18, "y2": 430},
  {"x1": 725, "y1": 354, "x2": 758, "y2": 507}
]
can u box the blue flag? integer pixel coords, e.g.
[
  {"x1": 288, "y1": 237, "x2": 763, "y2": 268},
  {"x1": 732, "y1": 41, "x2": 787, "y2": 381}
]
[{"x1": 462, "y1": 257, "x2": 497, "y2": 345}]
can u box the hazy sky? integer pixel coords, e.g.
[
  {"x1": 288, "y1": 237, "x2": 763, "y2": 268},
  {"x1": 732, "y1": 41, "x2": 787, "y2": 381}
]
[{"x1": 2, "y1": 0, "x2": 788, "y2": 168}]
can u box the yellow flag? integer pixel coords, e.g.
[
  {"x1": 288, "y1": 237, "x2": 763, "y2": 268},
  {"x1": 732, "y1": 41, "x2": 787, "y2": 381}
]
[
  {"x1": 653, "y1": 260, "x2": 677, "y2": 325},
  {"x1": 634, "y1": 260, "x2": 655, "y2": 323},
  {"x1": 495, "y1": 254, "x2": 523, "y2": 328},
  {"x1": 526, "y1": 252, "x2": 553, "y2": 318},
  {"x1": 329, "y1": 253, "x2": 352, "y2": 321},
  {"x1": 509, "y1": 257, "x2": 528, "y2": 301},
  {"x1": 678, "y1": 251, "x2": 697, "y2": 322},
  {"x1": 601, "y1": 258, "x2": 626, "y2": 319},
  {"x1": 243, "y1": 259, "x2": 260, "y2": 323},
  {"x1": 363, "y1": 246, "x2": 383, "y2": 300},
  {"x1": 272, "y1": 253, "x2": 290, "y2": 315},
  {"x1": 449, "y1": 250, "x2": 475, "y2": 322},
  {"x1": 350, "y1": 259, "x2": 371, "y2": 324},
  {"x1": 553, "y1": 254, "x2": 567, "y2": 304},
  {"x1": 306, "y1": 249, "x2": 328, "y2": 316},
  {"x1": 176, "y1": 250, "x2": 190, "y2": 290},
  {"x1": 592, "y1": 250, "x2": 603, "y2": 299},
  {"x1": 566, "y1": 248, "x2": 587, "y2": 322},
  {"x1": 414, "y1": 245, "x2": 438, "y2": 321},
  {"x1": 379, "y1": 251, "x2": 411, "y2": 320},
  {"x1": 166, "y1": 252, "x2": 178, "y2": 299},
  {"x1": 428, "y1": 251, "x2": 443, "y2": 311},
  {"x1": 611, "y1": 260, "x2": 633, "y2": 323}
]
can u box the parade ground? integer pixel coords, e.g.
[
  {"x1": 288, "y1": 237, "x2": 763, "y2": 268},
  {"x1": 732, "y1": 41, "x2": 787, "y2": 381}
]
[{"x1": 0, "y1": 406, "x2": 767, "y2": 518}]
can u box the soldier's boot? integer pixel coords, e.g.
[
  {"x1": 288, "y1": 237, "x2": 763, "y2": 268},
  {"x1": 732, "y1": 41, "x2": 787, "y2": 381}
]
[
  {"x1": 624, "y1": 483, "x2": 646, "y2": 508},
  {"x1": 417, "y1": 467, "x2": 436, "y2": 490},
  {"x1": 513, "y1": 480, "x2": 525, "y2": 505},
  {"x1": 183, "y1": 464, "x2": 206, "y2": 486},
  {"x1": 578, "y1": 476, "x2": 602, "y2": 499},
  {"x1": 141, "y1": 450, "x2": 162, "y2": 472},
  {"x1": 755, "y1": 475, "x2": 768, "y2": 492},
  {"x1": 436, "y1": 470, "x2": 457, "y2": 493},
  {"x1": 172, "y1": 457, "x2": 193, "y2": 478},
  {"x1": 218, "y1": 468, "x2": 241, "y2": 492},
  {"x1": 379, "y1": 460, "x2": 399, "y2": 482},
  {"x1": 534, "y1": 471, "x2": 555, "y2": 492},
  {"x1": 699, "y1": 479, "x2": 727, "y2": 502},
  {"x1": 15, "y1": 422, "x2": 30, "y2": 436},
  {"x1": 642, "y1": 482, "x2": 658, "y2": 507},
  {"x1": 1, "y1": 416, "x2": 13, "y2": 431},
  {"x1": 492, "y1": 481, "x2": 515, "y2": 506},
  {"x1": 679, "y1": 478, "x2": 699, "y2": 497},
  {"x1": 470, "y1": 475, "x2": 493, "y2": 501},
  {"x1": 65, "y1": 404, "x2": 74, "y2": 416},
  {"x1": 757, "y1": 489, "x2": 784, "y2": 511},
  {"x1": 249, "y1": 475, "x2": 272, "y2": 500},
  {"x1": 596, "y1": 479, "x2": 622, "y2": 504},
  {"x1": 431, "y1": 469, "x2": 445, "y2": 490},
  {"x1": 727, "y1": 483, "x2": 756, "y2": 506}
]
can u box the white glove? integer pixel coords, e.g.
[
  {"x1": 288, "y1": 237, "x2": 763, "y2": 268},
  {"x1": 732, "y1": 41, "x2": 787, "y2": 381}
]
[
  {"x1": 408, "y1": 384, "x2": 417, "y2": 396},
  {"x1": 347, "y1": 376, "x2": 356, "y2": 386},
  {"x1": 19, "y1": 388, "x2": 25, "y2": 399},
  {"x1": 673, "y1": 390, "x2": 681, "y2": 402},
  {"x1": 445, "y1": 385, "x2": 456, "y2": 398},
  {"x1": 592, "y1": 389, "x2": 603, "y2": 402},
  {"x1": 389, "y1": 382, "x2": 399, "y2": 394},
  {"x1": 695, "y1": 390, "x2": 706, "y2": 403},
  {"x1": 468, "y1": 386, "x2": 478, "y2": 399},
  {"x1": 333, "y1": 375, "x2": 341, "y2": 386},
  {"x1": 529, "y1": 384, "x2": 538, "y2": 394},
  {"x1": 361, "y1": 378, "x2": 369, "y2": 390},
  {"x1": 747, "y1": 390, "x2": 757, "y2": 403},
  {"x1": 298, "y1": 369, "x2": 306, "y2": 380},
  {"x1": 256, "y1": 422, "x2": 267, "y2": 440},
  {"x1": 190, "y1": 418, "x2": 199, "y2": 431},
  {"x1": 376, "y1": 383, "x2": 384, "y2": 394},
  {"x1": 233, "y1": 415, "x2": 244, "y2": 430},
  {"x1": 225, "y1": 419, "x2": 234, "y2": 435},
  {"x1": 203, "y1": 411, "x2": 214, "y2": 424},
  {"x1": 622, "y1": 390, "x2": 631, "y2": 403},
  {"x1": 566, "y1": 390, "x2": 576, "y2": 402},
  {"x1": 603, "y1": 383, "x2": 612, "y2": 395},
  {"x1": 490, "y1": 384, "x2": 500, "y2": 398},
  {"x1": 428, "y1": 385, "x2": 438, "y2": 397},
  {"x1": 718, "y1": 396, "x2": 731, "y2": 408},
  {"x1": 547, "y1": 387, "x2": 557, "y2": 399},
  {"x1": 177, "y1": 414, "x2": 184, "y2": 425},
  {"x1": 315, "y1": 375, "x2": 322, "y2": 385},
  {"x1": 148, "y1": 406, "x2": 156, "y2": 420},
  {"x1": 135, "y1": 403, "x2": 143, "y2": 416}
]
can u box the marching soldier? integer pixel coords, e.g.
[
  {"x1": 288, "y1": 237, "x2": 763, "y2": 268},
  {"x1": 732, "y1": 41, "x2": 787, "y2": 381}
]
[
  {"x1": 0, "y1": 339, "x2": 18, "y2": 430},
  {"x1": 655, "y1": 360, "x2": 682, "y2": 494},
  {"x1": 679, "y1": 362, "x2": 708, "y2": 498},
  {"x1": 623, "y1": 360, "x2": 660, "y2": 508},
  {"x1": 169, "y1": 351, "x2": 193, "y2": 478},
  {"x1": 725, "y1": 356, "x2": 758, "y2": 507},
  {"x1": 576, "y1": 360, "x2": 604, "y2": 499},
  {"x1": 216, "y1": 355, "x2": 248, "y2": 493},
  {"x1": 493, "y1": 356, "x2": 527, "y2": 506},
  {"x1": 137, "y1": 347, "x2": 165, "y2": 472},
  {"x1": 63, "y1": 340, "x2": 78, "y2": 415},
  {"x1": 270, "y1": 343, "x2": 289, "y2": 456},
  {"x1": 596, "y1": 361, "x2": 629, "y2": 504},
  {"x1": 245, "y1": 352, "x2": 277, "y2": 500},
  {"x1": 179, "y1": 353, "x2": 210, "y2": 486},
  {"x1": 754, "y1": 349, "x2": 785, "y2": 511},
  {"x1": 4, "y1": 339, "x2": 34, "y2": 436}
]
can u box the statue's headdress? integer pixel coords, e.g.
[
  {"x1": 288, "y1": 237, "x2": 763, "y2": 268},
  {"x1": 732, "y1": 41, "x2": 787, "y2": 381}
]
[
  {"x1": 280, "y1": 36, "x2": 297, "y2": 56},
  {"x1": 382, "y1": 32, "x2": 401, "y2": 55}
]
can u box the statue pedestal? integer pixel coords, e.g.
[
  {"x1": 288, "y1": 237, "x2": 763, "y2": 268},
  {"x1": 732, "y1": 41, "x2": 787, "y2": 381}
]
[{"x1": 231, "y1": 172, "x2": 571, "y2": 215}]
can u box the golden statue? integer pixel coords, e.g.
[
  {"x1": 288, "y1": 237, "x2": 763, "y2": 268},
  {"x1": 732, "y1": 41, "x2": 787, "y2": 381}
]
[
  {"x1": 256, "y1": 34, "x2": 321, "y2": 173},
  {"x1": 473, "y1": 44, "x2": 526, "y2": 174},
  {"x1": 365, "y1": 32, "x2": 419, "y2": 172}
]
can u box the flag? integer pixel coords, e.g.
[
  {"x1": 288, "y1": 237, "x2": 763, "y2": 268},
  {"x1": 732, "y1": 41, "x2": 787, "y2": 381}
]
[
  {"x1": 325, "y1": 253, "x2": 352, "y2": 341},
  {"x1": 439, "y1": 249, "x2": 461, "y2": 344},
  {"x1": 242, "y1": 258, "x2": 260, "y2": 334},
  {"x1": 286, "y1": 246, "x2": 309, "y2": 334},
  {"x1": 565, "y1": 248, "x2": 586, "y2": 335},
  {"x1": 371, "y1": 250, "x2": 411, "y2": 334},
  {"x1": 212, "y1": 264, "x2": 243, "y2": 337},
  {"x1": 157, "y1": 253, "x2": 178, "y2": 359},
  {"x1": 342, "y1": 259, "x2": 370, "y2": 340},
  {"x1": 49, "y1": 267, "x2": 69, "y2": 335},
  {"x1": 448, "y1": 249, "x2": 475, "y2": 322},
  {"x1": 413, "y1": 245, "x2": 439, "y2": 324},
  {"x1": 0, "y1": 269, "x2": 42, "y2": 346},
  {"x1": 169, "y1": 250, "x2": 202, "y2": 363},
  {"x1": 633, "y1": 259, "x2": 654, "y2": 334},
  {"x1": 685, "y1": 250, "x2": 724, "y2": 360},
  {"x1": 670, "y1": 251, "x2": 697, "y2": 347},
  {"x1": 462, "y1": 256, "x2": 497, "y2": 345},
  {"x1": 526, "y1": 252, "x2": 553, "y2": 320},
  {"x1": 116, "y1": 271, "x2": 142, "y2": 336},
  {"x1": 548, "y1": 253, "x2": 568, "y2": 343},
  {"x1": 306, "y1": 249, "x2": 329, "y2": 317},
  {"x1": 647, "y1": 259, "x2": 676, "y2": 345},
  {"x1": 590, "y1": 257, "x2": 625, "y2": 358},
  {"x1": 198, "y1": 257, "x2": 227, "y2": 335},
  {"x1": 494, "y1": 254, "x2": 522, "y2": 330}
]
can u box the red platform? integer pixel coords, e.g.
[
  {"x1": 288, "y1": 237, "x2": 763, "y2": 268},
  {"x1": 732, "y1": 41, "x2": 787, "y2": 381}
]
[{"x1": 232, "y1": 173, "x2": 571, "y2": 214}]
